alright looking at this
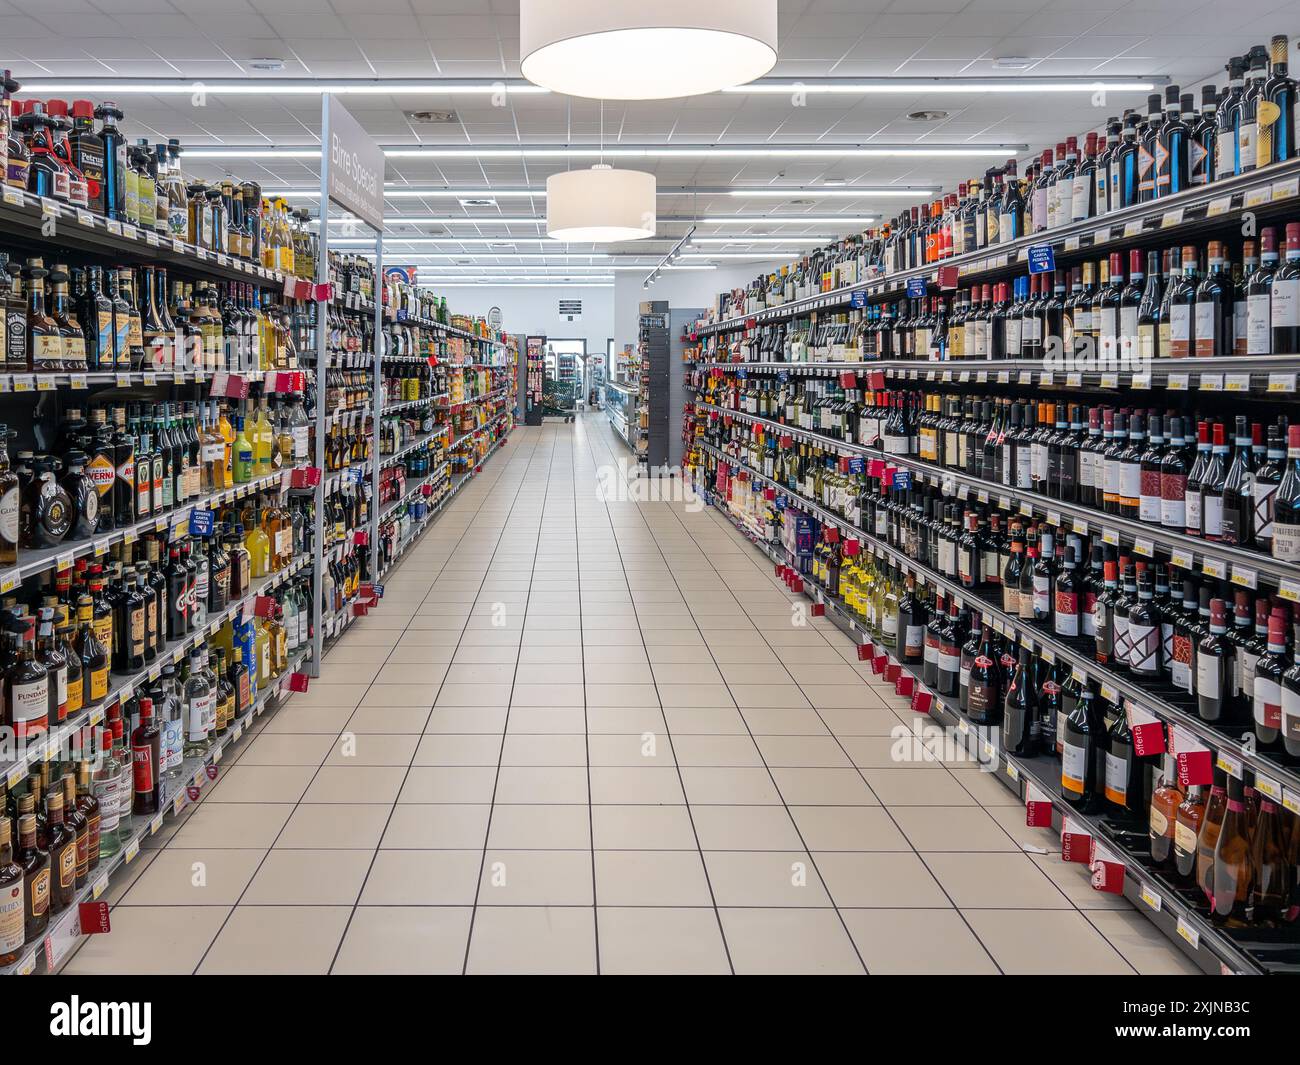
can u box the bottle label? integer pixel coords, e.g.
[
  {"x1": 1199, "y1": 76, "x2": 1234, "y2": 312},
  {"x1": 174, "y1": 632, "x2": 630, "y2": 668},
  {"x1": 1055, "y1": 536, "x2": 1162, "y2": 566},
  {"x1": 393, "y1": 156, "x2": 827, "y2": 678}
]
[
  {"x1": 10, "y1": 677, "x2": 48, "y2": 737},
  {"x1": 1169, "y1": 305, "x2": 1191, "y2": 356},
  {"x1": 1128, "y1": 622, "x2": 1159, "y2": 674},
  {"x1": 1061, "y1": 741, "x2": 1086, "y2": 795},
  {"x1": 0, "y1": 485, "x2": 17, "y2": 546},
  {"x1": 132, "y1": 742, "x2": 154, "y2": 794},
  {"x1": 0, "y1": 876, "x2": 23, "y2": 952},
  {"x1": 1193, "y1": 302, "x2": 1219, "y2": 356},
  {"x1": 1254, "y1": 481, "x2": 1277, "y2": 543},
  {"x1": 1273, "y1": 522, "x2": 1300, "y2": 561},
  {"x1": 1159, "y1": 474, "x2": 1186, "y2": 527},
  {"x1": 56, "y1": 840, "x2": 75, "y2": 889},
  {"x1": 161, "y1": 716, "x2": 184, "y2": 771},
  {"x1": 1032, "y1": 574, "x2": 1051, "y2": 616},
  {"x1": 1139, "y1": 469, "x2": 1161, "y2": 521},
  {"x1": 1255, "y1": 676, "x2": 1282, "y2": 729},
  {"x1": 1238, "y1": 122, "x2": 1258, "y2": 173},
  {"x1": 1149, "y1": 806, "x2": 1169, "y2": 837},
  {"x1": 1272, "y1": 278, "x2": 1300, "y2": 328},
  {"x1": 1119, "y1": 460, "x2": 1141, "y2": 503},
  {"x1": 1283, "y1": 684, "x2": 1300, "y2": 742},
  {"x1": 187, "y1": 692, "x2": 210, "y2": 740},
  {"x1": 1054, "y1": 591, "x2": 1079, "y2": 636},
  {"x1": 1247, "y1": 292, "x2": 1272, "y2": 353},
  {"x1": 1202, "y1": 494, "x2": 1224, "y2": 537},
  {"x1": 1103, "y1": 751, "x2": 1128, "y2": 806},
  {"x1": 1196, "y1": 653, "x2": 1222, "y2": 699},
  {"x1": 1184, "y1": 487, "x2": 1202, "y2": 533},
  {"x1": 1173, "y1": 819, "x2": 1198, "y2": 856}
]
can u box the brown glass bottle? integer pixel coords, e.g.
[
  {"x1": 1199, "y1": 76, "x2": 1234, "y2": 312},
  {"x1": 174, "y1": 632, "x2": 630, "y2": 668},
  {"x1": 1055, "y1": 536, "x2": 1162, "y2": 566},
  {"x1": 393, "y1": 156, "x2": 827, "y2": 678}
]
[
  {"x1": 74, "y1": 593, "x2": 108, "y2": 707},
  {"x1": 0, "y1": 427, "x2": 17, "y2": 566},
  {"x1": 75, "y1": 762, "x2": 99, "y2": 874},
  {"x1": 43, "y1": 786, "x2": 75, "y2": 913},
  {"x1": 61, "y1": 775, "x2": 87, "y2": 889},
  {"x1": 0, "y1": 816, "x2": 24, "y2": 965},
  {"x1": 1196, "y1": 770, "x2": 1229, "y2": 905},
  {"x1": 24, "y1": 259, "x2": 62, "y2": 372},
  {"x1": 1172, "y1": 785, "x2": 1205, "y2": 882},
  {"x1": 1249, "y1": 797, "x2": 1288, "y2": 924},
  {"x1": 14, "y1": 800, "x2": 48, "y2": 944}
]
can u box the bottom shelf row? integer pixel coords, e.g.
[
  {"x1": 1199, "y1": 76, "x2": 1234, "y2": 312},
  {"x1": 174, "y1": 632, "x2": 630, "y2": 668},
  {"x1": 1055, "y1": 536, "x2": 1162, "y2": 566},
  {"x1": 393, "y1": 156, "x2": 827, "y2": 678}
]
[{"x1": 690, "y1": 459, "x2": 1300, "y2": 977}]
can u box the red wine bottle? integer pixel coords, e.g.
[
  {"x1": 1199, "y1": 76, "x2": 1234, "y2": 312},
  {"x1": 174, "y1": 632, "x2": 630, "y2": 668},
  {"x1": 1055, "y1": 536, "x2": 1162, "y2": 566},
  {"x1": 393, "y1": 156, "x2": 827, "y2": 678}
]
[{"x1": 1197, "y1": 597, "x2": 1232, "y2": 723}]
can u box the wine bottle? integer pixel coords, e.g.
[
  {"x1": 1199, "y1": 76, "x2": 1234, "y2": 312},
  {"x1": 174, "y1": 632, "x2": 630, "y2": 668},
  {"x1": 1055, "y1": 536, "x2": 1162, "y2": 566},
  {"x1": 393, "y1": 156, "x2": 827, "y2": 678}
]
[
  {"x1": 1003, "y1": 643, "x2": 1039, "y2": 758},
  {"x1": 1197, "y1": 597, "x2": 1232, "y2": 723},
  {"x1": 1210, "y1": 773, "x2": 1252, "y2": 926}
]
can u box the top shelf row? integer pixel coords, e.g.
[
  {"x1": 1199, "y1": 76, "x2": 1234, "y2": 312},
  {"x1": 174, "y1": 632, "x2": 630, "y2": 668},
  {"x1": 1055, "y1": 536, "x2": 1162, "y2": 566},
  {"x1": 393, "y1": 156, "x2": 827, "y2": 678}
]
[{"x1": 696, "y1": 157, "x2": 1300, "y2": 339}]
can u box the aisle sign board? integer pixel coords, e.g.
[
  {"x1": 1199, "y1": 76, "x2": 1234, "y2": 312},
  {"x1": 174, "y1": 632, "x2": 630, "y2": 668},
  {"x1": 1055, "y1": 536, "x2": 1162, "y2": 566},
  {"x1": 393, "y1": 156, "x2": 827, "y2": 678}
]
[{"x1": 325, "y1": 95, "x2": 385, "y2": 231}]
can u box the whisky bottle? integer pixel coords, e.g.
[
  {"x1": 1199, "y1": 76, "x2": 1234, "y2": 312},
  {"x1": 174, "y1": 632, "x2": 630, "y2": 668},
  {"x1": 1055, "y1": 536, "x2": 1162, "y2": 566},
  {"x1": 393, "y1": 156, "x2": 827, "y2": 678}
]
[
  {"x1": 89, "y1": 726, "x2": 121, "y2": 858},
  {"x1": 48, "y1": 265, "x2": 85, "y2": 371},
  {"x1": 61, "y1": 775, "x2": 86, "y2": 890},
  {"x1": 15, "y1": 797, "x2": 48, "y2": 943},
  {"x1": 0, "y1": 428, "x2": 16, "y2": 567},
  {"x1": 43, "y1": 786, "x2": 75, "y2": 913},
  {"x1": 0, "y1": 817, "x2": 23, "y2": 965},
  {"x1": 74, "y1": 763, "x2": 99, "y2": 874},
  {"x1": 25, "y1": 259, "x2": 63, "y2": 372}
]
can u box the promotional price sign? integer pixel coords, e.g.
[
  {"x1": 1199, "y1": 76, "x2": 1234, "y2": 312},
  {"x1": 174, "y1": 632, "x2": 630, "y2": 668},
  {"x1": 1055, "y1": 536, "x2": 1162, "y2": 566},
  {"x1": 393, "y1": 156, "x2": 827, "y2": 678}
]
[{"x1": 1027, "y1": 243, "x2": 1056, "y2": 274}]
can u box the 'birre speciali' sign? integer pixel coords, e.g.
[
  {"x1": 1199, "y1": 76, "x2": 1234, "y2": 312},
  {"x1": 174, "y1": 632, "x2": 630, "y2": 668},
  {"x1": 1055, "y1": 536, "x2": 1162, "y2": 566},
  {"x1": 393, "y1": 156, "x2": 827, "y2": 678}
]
[{"x1": 324, "y1": 94, "x2": 385, "y2": 232}]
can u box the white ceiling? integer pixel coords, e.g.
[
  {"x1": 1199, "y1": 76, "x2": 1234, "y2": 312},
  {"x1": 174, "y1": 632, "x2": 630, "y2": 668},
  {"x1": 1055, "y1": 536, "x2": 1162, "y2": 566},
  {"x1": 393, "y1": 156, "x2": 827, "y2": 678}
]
[{"x1": 3, "y1": 0, "x2": 1295, "y2": 279}]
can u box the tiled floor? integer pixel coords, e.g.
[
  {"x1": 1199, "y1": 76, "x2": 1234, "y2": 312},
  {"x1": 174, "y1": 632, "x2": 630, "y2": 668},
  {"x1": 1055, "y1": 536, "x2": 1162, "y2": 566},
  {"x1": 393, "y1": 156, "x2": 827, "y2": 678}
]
[{"x1": 62, "y1": 414, "x2": 1201, "y2": 975}]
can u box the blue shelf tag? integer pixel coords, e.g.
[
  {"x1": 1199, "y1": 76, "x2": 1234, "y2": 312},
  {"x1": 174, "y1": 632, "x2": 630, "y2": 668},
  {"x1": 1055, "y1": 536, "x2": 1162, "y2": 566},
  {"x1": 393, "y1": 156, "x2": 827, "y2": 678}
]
[
  {"x1": 892, "y1": 470, "x2": 912, "y2": 489},
  {"x1": 1027, "y1": 243, "x2": 1055, "y2": 274},
  {"x1": 905, "y1": 277, "x2": 928, "y2": 298},
  {"x1": 848, "y1": 457, "x2": 865, "y2": 474},
  {"x1": 850, "y1": 289, "x2": 868, "y2": 309},
  {"x1": 188, "y1": 508, "x2": 215, "y2": 537}
]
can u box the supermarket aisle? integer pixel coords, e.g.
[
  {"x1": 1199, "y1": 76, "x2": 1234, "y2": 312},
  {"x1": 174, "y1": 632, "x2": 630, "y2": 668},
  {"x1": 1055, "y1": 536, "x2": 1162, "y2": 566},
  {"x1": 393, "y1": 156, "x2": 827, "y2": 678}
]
[{"x1": 61, "y1": 414, "x2": 1199, "y2": 975}]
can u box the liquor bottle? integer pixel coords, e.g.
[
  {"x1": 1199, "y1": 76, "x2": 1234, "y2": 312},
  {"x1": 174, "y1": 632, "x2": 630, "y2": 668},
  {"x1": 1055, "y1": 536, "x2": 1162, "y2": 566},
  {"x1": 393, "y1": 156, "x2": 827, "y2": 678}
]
[
  {"x1": 0, "y1": 427, "x2": 16, "y2": 567},
  {"x1": 1128, "y1": 568, "x2": 1161, "y2": 678},
  {"x1": 1156, "y1": 85, "x2": 1190, "y2": 197},
  {"x1": 1200, "y1": 422, "x2": 1230, "y2": 540},
  {"x1": 1197, "y1": 597, "x2": 1233, "y2": 723},
  {"x1": 183, "y1": 647, "x2": 212, "y2": 757},
  {"x1": 0, "y1": 817, "x2": 23, "y2": 965},
  {"x1": 1254, "y1": 423, "x2": 1283, "y2": 553},
  {"x1": 1256, "y1": 35, "x2": 1296, "y2": 168},
  {"x1": 4, "y1": 617, "x2": 47, "y2": 744},
  {"x1": 1104, "y1": 703, "x2": 1147, "y2": 824},
  {"x1": 1254, "y1": 607, "x2": 1288, "y2": 746},
  {"x1": 73, "y1": 763, "x2": 99, "y2": 875},
  {"x1": 89, "y1": 726, "x2": 121, "y2": 858},
  {"x1": 43, "y1": 786, "x2": 76, "y2": 914},
  {"x1": 14, "y1": 797, "x2": 48, "y2": 944},
  {"x1": 1003, "y1": 643, "x2": 1038, "y2": 758},
  {"x1": 1210, "y1": 773, "x2": 1252, "y2": 925},
  {"x1": 130, "y1": 696, "x2": 161, "y2": 816},
  {"x1": 1272, "y1": 222, "x2": 1300, "y2": 353},
  {"x1": 1238, "y1": 46, "x2": 1270, "y2": 173},
  {"x1": 1167, "y1": 245, "x2": 1198, "y2": 358},
  {"x1": 1149, "y1": 755, "x2": 1184, "y2": 866},
  {"x1": 1220, "y1": 416, "x2": 1255, "y2": 546},
  {"x1": 1059, "y1": 681, "x2": 1101, "y2": 809},
  {"x1": 1194, "y1": 241, "x2": 1232, "y2": 357}
]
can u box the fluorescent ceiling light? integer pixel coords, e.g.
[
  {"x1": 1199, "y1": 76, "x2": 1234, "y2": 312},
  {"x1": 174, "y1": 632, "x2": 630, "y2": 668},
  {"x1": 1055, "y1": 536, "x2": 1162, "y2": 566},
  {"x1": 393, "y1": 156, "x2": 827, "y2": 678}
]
[
  {"x1": 17, "y1": 79, "x2": 547, "y2": 96},
  {"x1": 676, "y1": 252, "x2": 798, "y2": 260},
  {"x1": 690, "y1": 237, "x2": 833, "y2": 245},
  {"x1": 359, "y1": 253, "x2": 614, "y2": 260},
  {"x1": 520, "y1": 0, "x2": 776, "y2": 100},
  {"x1": 702, "y1": 217, "x2": 874, "y2": 225},
  {"x1": 546, "y1": 165, "x2": 656, "y2": 242},
  {"x1": 430, "y1": 283, "x2": 614, "y2": 288},
  {"x1": 728, "y1": 189, "x2": 931, "y2": 198},
  {"x1": 724, "y1": 78, "x2": 1158, "y2": 94},
  {"x1": 330, "y1": 217, "x2": 543, "y2": 225},
  {"x1": 190, "y1": 143, "x2": 1022, "y2": 161}
]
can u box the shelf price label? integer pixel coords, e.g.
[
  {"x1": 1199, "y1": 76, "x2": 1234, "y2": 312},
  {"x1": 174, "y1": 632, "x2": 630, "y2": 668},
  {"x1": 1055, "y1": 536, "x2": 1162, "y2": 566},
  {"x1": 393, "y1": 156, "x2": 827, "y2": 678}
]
[
  {"x1": 1202, "y1": 557, "x2": 1226, "y2": 579},
  {"x1": 1230, "y1": 565, "x2": 1257, "y2": 590},
  {"x1": 1268, "y1": 372, "x2": 1297, "y2": 393},
  {"x1": 1176, "y1": 917, "x2": 1200, "y2": 950},
  {"x1": 1224, "y1": 373, "x2": 1251, "y2": 392},
  {"x1": 1206, "y1": 195, "x2": 1234, "y2": 217},
  {"x1": 1139, "y1": 885, "x2": 1163, "y2": 912},
  {"x1": 1167, "y1": 373, "x2": 1189, "y2": 391},
  {"x1": 1199, "y1": 373, "x2": 1223, "y2": 392}
]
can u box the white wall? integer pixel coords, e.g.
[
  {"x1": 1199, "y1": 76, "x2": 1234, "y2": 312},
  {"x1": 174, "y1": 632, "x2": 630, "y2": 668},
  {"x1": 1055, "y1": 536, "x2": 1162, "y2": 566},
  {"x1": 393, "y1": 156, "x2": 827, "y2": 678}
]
[
  {"x1": 613, "y1": 260, "x2": 784, "y2": 349},
  {"x1": 435, "y1": 286, "x2": 615, "y2": 356}
]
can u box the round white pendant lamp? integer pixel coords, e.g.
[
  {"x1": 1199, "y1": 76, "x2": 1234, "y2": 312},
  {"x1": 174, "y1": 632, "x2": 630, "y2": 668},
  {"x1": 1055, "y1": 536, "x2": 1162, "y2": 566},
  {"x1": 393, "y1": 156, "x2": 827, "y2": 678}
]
[
  {"x1": 520, "y1": 0, "x2": 778, "y2": 100},
  {"x1": 546, "y1": 165, "x2": 656, "y2": 242}
]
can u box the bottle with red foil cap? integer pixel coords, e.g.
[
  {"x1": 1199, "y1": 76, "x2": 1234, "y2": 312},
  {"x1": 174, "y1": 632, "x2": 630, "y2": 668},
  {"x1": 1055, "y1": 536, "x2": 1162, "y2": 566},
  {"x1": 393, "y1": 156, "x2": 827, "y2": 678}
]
[
  {"x1": 1194, "y1": 239, "x2": 1232, "y2": 357},
  {"x1": 130, "y1": 696, "x2": 160, "y2": 816},
  {"x1": 1032, "y1": 147, "x2": 1053, "y2": 233},
  {"x1": 66, "y1": 99, "x2": 105, "y2": 214},
  {"x1": 1254, "y1": 607, "x2": 1288, "y2": 746},
  {"x1": 1273, "y1": 423, "x2": 1300, "y2": 561},
  {"x1": 42, "y1": 100, "x2": 88, "y2": 208},
  {"x1": 1197, "y1": 597, "x2": 1232, "y2": 723},
  {"x1": 1272, "y1": 221, "x2": 1300, "y2": 353},
  {"x1": 1119, "y1": 247, "x2": 1144, "y2": 362},
  {"x1": 1247, "y1": 227, "x2": 1279, "y2": 355}
]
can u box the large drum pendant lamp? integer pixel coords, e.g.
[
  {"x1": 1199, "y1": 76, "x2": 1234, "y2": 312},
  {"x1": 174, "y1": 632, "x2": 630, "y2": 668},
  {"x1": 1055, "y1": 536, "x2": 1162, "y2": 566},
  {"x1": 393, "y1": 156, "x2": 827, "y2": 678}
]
[
  {"x1": 546, "y1": 164, "x2": 656, "y2": 242},
  {"x1": 520, "y1": 0, "x2": 778, "y2": 101}
]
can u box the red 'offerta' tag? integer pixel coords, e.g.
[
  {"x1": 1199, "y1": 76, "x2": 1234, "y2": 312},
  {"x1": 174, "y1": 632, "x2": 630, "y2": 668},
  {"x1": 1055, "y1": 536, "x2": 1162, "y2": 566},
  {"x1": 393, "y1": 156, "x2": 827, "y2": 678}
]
[
  {"x1": 885, "y1": 662, "x2": 900, "y2": 682},
  {"x1": 78, "y1": 901, "x2": 111, "y2": 935},
  {"x1": 421, "y1": 483, "x2": 433, "y2": 497},
  {"x1": 313, "y1": 282, "x2": 334, "y2": 302},
  {"x1": 856, "y1": 640, "x2": 873, "y2": 661},
  {"x1": 867, "y1": 459, "x2": 885, "y2": 478},
  {"x1": 868, "y1": 370, "x2": 885, "y2": 389},
  {"x1": 773, "y1": 563, "x2": 784, "y2": 578},
  {"x1": 1126, "y1": 704, "x2": 1166, "y2": 757},
  {"x1": 1176, "y1": 745, "x2": 1214, "y2": 787},
  {"x1": 763, "y1": 488, "x2": 775, "y2": 501},
  {"x1": 1061, "y1": 819, "x2": 1092, "y2": 863},
  {"x1": 286, "y1": 672, "x2": 310, "y2": 693},
  {"x1": 252, "y1": 596, "x2": 276, "y2": 619},
  {"x1": 843, "y1": 539, "x2": 860, "y2": 557},
  {"x1": 1025, "y1": 783, "x2": 1052, "y2": 827},
  {"x1": 910, "y1": 688, "x2": 933, "y2": 713},
  {"x1": 810, "y1": 602, "x2": 825, "y2": 617},
  {"x1": 824, "y1": 526, "x2": 839, "y2": 544},
  {"x1": 839, "y1": 370, "x2": 857, "y2": 389},
  {"x1": 1090, "y1": 844, "x2": 1126, "y2": 894},
  {"x1": 871, "y1": 653, "x2": 887, "y2": 675},
  {"x1": 789, "y1": 577, "x2": 803, "y2": 594},
  {"x1": 353, "y1": 529, "x2": 369, "y2": 546},
  {"x1": 895, "y1": 673, "x2": 914, "y2": 697},
  {"x1": 352, "y1": 602, "x2": 370, "y2": 617},
  {"x1": 937, "y1": 265, "x2": 959, "y2": 290},
  {"x1": 290, "y1": 466, "x2": 322, "y2": 489}
]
